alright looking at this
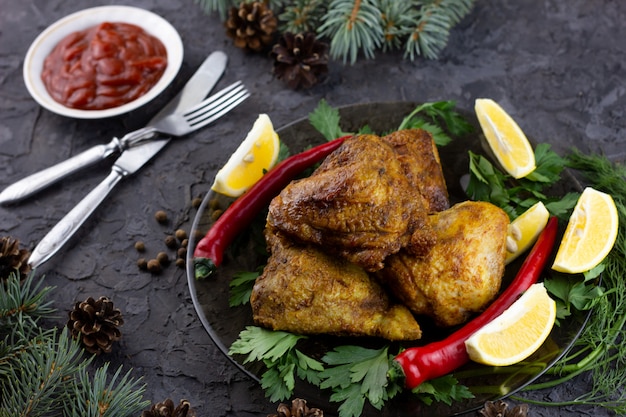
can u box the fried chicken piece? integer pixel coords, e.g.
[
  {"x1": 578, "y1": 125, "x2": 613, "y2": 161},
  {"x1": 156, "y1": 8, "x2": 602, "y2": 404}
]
[
  {"x1": 377, "y1": 201, "x2": 509, "y2": 327},
  {"x1": 251, "y1": 228, "x2": 422, "y2": 341},
  {"x1": 267, "y1": 134, "x2": 433, "y2": 272},
  {"x1": 382, "y1": 129, "x2": 449, "y2": 212}
]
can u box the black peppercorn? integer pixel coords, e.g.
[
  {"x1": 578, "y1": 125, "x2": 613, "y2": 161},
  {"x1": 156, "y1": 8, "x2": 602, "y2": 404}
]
[
  {"x1": 156, "y1": 251, "x2": 169, "y2": 265},
  {"x1": 164, "y1": 235, "x2": 177, "y2": 249},
  {"x1": 137, "y1": 258, "x2": 148, "y2": 270},
  {"x1": 175, "y1": 258, "x2": 186, "y2": 268},
  {"x1": 134, "y1": 241, "x2": 146, "y2": 252},
  {"x1": 192, "y1": 197, "x2": 202, "y2": 208},
  {"x1": 147, "y1": 259, "x2": 162, "y2": 273},
  {"x1": 177, "y1": 247, "x2": 187, "y2": 259},
  {"x1": 155, "y1": 210, "x2": 168, "y2": 224},
  {"x1": 175, "y1": 229, "x2": 188, "y2": 241}
]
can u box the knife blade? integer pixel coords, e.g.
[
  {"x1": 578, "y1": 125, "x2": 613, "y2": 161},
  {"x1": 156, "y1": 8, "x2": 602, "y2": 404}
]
[
  {"x1": 0, "y1": 50, "x2": 227, "y2": 205},
  {"x1": 28, "y1": 53, "x2": 229, "y2": 268}
]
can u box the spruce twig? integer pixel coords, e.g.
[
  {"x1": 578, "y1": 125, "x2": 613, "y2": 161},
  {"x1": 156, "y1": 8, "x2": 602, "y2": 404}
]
[
  {"x1": 0, "y1": 272, "x2": 149, "y2": 416},
  {"x1": 195, "y1": 0, "x2": 476, "y2": 63}
]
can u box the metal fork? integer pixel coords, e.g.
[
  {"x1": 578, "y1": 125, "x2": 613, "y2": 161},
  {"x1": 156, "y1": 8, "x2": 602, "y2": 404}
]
[
  {"x1": 121, "y1": 81, "x2": 249, "y2": 147},
  {"x1": 0, "y1": 82, "x2": 249, "y2": 204}
]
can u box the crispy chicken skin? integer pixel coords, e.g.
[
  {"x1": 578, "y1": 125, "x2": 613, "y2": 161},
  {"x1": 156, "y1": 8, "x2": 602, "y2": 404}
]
[
  {"x1": 251, "y1": 228, "x2": 422, "y2": 341},
  {"x1": 267, "y1": 134, "x2": 433, "y2": 272},
  {"x1": 382, "y1": 129, "x2": 449, "y2": 213},
  {"x1": 377, "y1": 201, "x2": 509, "y2": 327}
]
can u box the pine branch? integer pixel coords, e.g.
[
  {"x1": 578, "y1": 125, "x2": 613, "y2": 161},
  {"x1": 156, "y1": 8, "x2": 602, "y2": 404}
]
[
  {"x1": 0, "y1": 327, "x2": 87, "y2": 417},
  {"x1": 62, "y1": 363, "x2": 149, "y2": 417},
  {"x1": 0, "y1": 272, "x2": 55, "y2": 340},
  {"x1": 318, "y1": 0, "x2": 384, "y2": 64},
  {"x1": 196, "y1": 0, "x2": 476, "y2": 62},
  {"x1": 404, "y1": 0, "x2": 475, "y2": 60},
  {"x1": 279, "y1": 0, "x2": 327, "y2": 33}
]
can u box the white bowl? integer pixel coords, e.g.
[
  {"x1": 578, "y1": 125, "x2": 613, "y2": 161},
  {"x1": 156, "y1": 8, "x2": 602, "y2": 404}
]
[{"x1": 23, "y1": 5, "x2": 184, "y2": 119}]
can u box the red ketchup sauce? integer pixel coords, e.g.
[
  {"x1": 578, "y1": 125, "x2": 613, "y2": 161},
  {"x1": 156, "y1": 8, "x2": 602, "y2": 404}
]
[{"x1": 41, "y1": 22, "x2": 168, "y2": 110}]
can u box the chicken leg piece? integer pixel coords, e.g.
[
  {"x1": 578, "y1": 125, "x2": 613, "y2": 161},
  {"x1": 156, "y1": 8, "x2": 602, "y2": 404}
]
[
  {"x1": 377, "y1": 201, "x2": 509, "y2": 327},
  {"x1": 251, "y1": 228, "x2": 422, "y2": 341},
  {"x1": 267, "y1": 134, "x2": 433, "y2": 272}
]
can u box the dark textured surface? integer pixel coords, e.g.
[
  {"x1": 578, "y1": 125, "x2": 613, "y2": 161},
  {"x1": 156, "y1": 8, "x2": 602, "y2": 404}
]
[{"x1": 0, "y1": 1, "x2": 624, "y2": 416}]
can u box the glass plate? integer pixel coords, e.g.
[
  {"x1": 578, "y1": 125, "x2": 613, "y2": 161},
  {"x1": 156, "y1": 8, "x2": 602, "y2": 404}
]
[{"x1": 186, "y1": 102, "x2": 588, "y2": 416}]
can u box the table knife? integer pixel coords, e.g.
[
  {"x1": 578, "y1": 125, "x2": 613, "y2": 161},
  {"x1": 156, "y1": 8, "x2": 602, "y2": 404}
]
[
  {"x1": 28, "y1": 52, "x2": 228, "y2": 268},
  {"x1": 0, "y1": 50, "x2": 227, "y2": 205}
]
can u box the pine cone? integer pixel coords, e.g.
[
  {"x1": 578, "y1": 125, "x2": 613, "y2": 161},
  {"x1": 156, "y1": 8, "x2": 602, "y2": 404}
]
[
  {"x1": 271, "y1": 32, "x2": 329, "y2": 89},
  {"x1": 478, "y1": 400, "x2": 529, "y2": 417},
  {"x1": 225, "y1": 2, "x2": 278, "y2": 52},
  {"x1": 142, "y1": 399, "x2": 196, "y2": 417},
  {"x1": 269, "y1": 399, "x2": 323, "y2": 417},
  {"x1": 0, "y1": 236, "x2": 31, "y2": 283},
  {"x1": 67, "y1": 296, "x2": 124, "y2": 355}
]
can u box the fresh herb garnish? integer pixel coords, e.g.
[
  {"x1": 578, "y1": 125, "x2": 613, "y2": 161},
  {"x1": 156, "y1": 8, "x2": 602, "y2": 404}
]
[
  {"x1": 543, "y1": 265, "x2": 604, "y2": 322},
  {"x1": 308, "y1": 99, "x2": 350, "y2": 141},
  {"x1": 229, "y1": 326, "x2": 324, "y2": 402},
  {"x1": 397, "y1": 100, "x2": 474, "y2": 145},
  {"x1": 466, "y1": 144, "x2": 578, "y2": 219},
  {"x1": 412, "y1": 374, "x2": 474, "y2": 406},
  {"x1": 319, "y1": 345, "x2": 402, "y2": 417},
  {"x1": 513, "y1": 151, "x2": 626, "y2": 412},
  {"x1": 229, "y1": 269, "x2": 261, "y2": 307}
]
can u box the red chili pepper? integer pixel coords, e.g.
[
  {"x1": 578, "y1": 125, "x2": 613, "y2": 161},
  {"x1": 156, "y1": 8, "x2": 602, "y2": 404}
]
[
  {"x1": 393, "y1": 216, "x2": 559, "y2": 390},
  {"x1": 193, "y1": 135, "x2": 351, "y2": 279}
]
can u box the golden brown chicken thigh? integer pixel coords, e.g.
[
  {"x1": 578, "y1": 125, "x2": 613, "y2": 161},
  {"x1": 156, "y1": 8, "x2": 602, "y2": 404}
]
[
  {"x1": 251, "y1": 228, "x2": 422, "y2": 341},
  {"x1": 382, "y1": 129, "x2": 449, "y2": 213},
  {"x1": 267, "y1": 134, "x2": 433, "y2": 272},
  {"x1": 377, "y1": 201, "x2": 509, "y2": 327}
]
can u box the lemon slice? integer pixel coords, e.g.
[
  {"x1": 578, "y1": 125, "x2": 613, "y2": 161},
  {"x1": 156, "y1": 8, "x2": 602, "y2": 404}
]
[
  {"x1": 505, "y1": 202, "x2": 550, "y2": 264},
  {"x1": 474, "y1": 98, "x2": 536, "y2": 179},
  {"x1": 212, "y1": 114, "x2": 280, "y2": 197},
  {"x1": 465, "y1": 283, "x2": 556, "y2": 366},
  {"x1": 552, "y1": 187, "x2": 618, "y2": 274}
]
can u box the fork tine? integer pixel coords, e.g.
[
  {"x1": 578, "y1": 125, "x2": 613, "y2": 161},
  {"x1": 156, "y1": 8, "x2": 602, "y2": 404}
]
[
  {"x1": 185, "y1": 90, "x2": 250, "y2": 130},
  {"x1": 186, "y1": 88, "x2": 248, "y2": 124},
  {"x1": 183, "y1": 81, "x2": 244, "y2": 117}
]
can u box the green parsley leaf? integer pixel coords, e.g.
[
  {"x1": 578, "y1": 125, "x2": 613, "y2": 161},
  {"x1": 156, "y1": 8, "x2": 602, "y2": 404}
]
[
  {"x1": 412, "y1": 375, "x2": 474, "y2": 406},
  {"x1": 544, "y1": 273, "x2": 604, "y2": 322},
  {"x1": 397, "y1": 100, "x2": 474, "y2": 139},
  {"x1": 229, "y1": 327, "x2": 324, "y2": 402},
  {"x1": 319, "y1": 345, "x2": 402, "y2": 417},
  {"x1": 308, "y1": 99, "x2": 350, "y2": 141},
  {"x1": 229, "y1": 326, "x2": 305, "y2": 363},
  {"x1": 229, "y1": 269, "x2": 261, "y2": 307}
]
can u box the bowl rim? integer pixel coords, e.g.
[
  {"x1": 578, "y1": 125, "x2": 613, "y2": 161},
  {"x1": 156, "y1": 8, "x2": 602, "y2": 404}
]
[{"x1": 22, "y1": 5, "x2": 184, "y2": 119}]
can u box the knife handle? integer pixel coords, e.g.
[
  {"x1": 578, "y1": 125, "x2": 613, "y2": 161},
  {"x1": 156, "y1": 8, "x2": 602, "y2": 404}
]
[
  {"x1": 0, "y1": 139, "x2": 122, "y2": 204},
  {"x1": 28, "y1": 170, "x2": 123, "y2": 268}
]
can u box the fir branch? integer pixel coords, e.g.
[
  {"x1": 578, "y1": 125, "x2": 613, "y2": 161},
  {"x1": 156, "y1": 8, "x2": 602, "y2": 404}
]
[
  {"x1": 318, "y1": 0, "x2": 384, "y2": 64},
  {"x1": 62, "y1": 363, "x2": 149, "y2": 417},
  {"x1": 0, "y1": 327, "x2": 87, "y2": 417},
  {"x1": 378, "y1": 1, "x2": 416, "y2": 52},
  {"x1": 0, "y1": 272, "x2": 55, "y2": 339},
  {"x1": 279, "y1": 0, "x2": 327, "y2": 33}
]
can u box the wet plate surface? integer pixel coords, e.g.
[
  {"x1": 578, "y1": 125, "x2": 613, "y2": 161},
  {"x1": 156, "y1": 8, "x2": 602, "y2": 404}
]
[{"x1": 186, "y1": 102, "x2": 588, "y2": 416}]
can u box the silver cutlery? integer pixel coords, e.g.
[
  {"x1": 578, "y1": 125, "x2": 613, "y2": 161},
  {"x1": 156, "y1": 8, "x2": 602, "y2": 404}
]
[
  {"x1": 28, "y1": 84, "x2": 249, "y2": 268},
  {"x1": 0, "y1": 50, "x2": 228, "y2": 205}
]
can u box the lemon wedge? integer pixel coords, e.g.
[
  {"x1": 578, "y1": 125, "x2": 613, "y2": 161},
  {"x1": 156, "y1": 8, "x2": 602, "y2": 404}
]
[
  {"x1": 474, "y1": 98, "x2": 536, "y2": 179},
  {"x1": 552, "y1": 187, "x2": 618, "y2": 274},
  {"x1": 505, "y1": 202, "x2": 550, "y2": 264},
  {"x1": 465, "y1": 283, "x2": 556, "y2": 366},
  {"x1": 212, "y1": 114, "x2": 280, "y2": 197}
]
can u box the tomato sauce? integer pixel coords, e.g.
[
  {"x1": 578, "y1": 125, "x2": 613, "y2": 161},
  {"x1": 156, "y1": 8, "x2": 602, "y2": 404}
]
[{"x1": 41, "y1": 22, "x2": 168, "y2": 110}]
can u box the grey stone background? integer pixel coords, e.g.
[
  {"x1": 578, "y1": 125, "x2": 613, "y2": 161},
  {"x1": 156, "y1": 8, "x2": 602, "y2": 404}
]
[{"x1": 1, "y1": 0, "x2": 624, "y2": 416}]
